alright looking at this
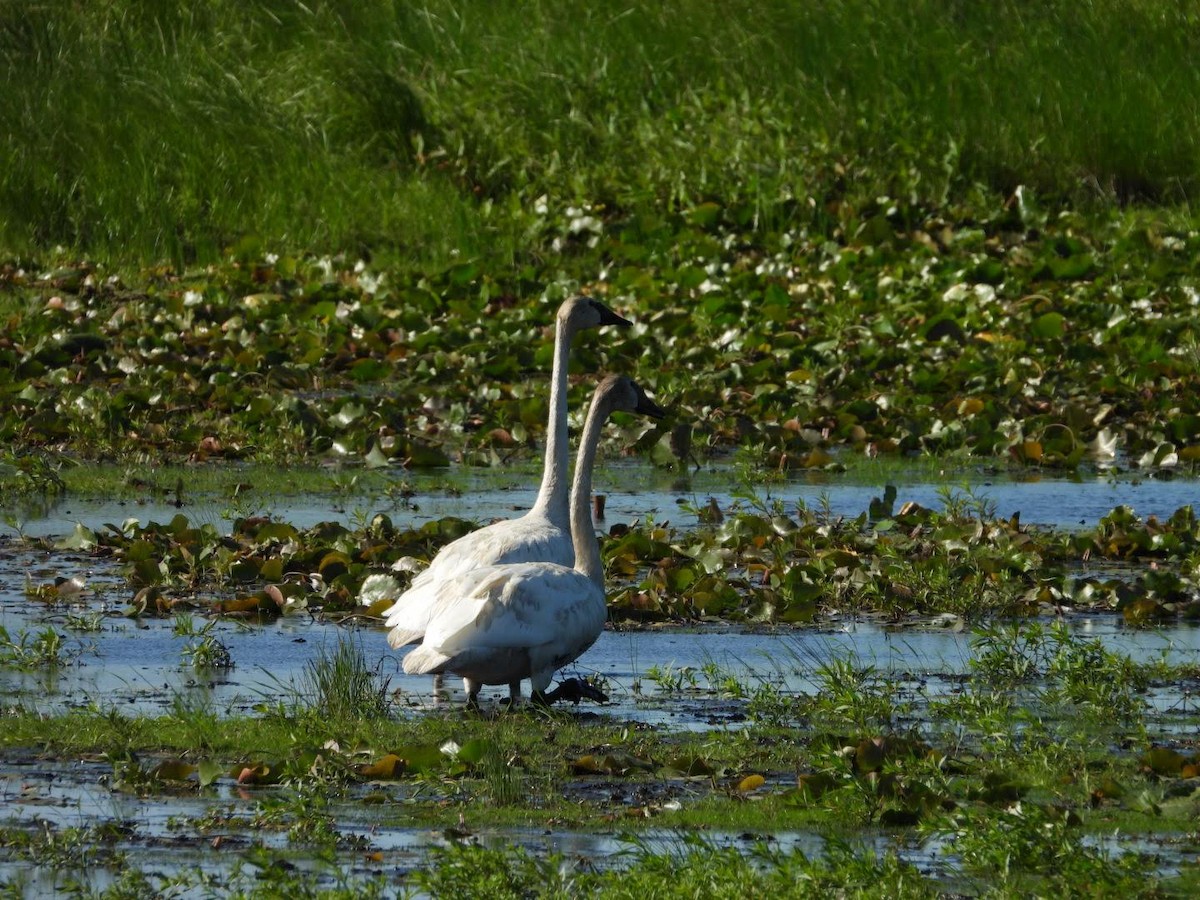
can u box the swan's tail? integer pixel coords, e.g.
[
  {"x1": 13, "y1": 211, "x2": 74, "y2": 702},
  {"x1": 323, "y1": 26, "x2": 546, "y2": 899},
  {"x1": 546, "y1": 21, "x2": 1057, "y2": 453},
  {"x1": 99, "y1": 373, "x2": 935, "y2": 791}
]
[
  {"x1": 387, "y1": 627, "x2": 424, "y2": 649},
  {"x1": 383, "y1": 579, "x2": 437, "y2": 648},
  {"x1": 402, "y1": 645, "x2": 451, "y2": 675}
]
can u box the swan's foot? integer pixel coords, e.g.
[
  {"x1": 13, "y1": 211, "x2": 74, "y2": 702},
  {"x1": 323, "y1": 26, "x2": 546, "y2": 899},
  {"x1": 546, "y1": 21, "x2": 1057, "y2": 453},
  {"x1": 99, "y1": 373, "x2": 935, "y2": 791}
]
[{"x1": 535, "y1": 677, "x2": 609, "y2": 706}]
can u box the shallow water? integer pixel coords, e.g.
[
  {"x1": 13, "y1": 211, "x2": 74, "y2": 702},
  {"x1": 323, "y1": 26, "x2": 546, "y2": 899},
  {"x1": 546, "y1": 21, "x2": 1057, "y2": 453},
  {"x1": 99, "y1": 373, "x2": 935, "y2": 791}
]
[
  {"x1": 2, "y1": 749, "x2": 1190, "y2": 895},
  {"x1": 4, "y1": 463, "x2": 1200, "y2": 891},
  {"x1": 8, "y1": 461, "x2": 1200, "y2": 540},
  {"x1": 4, "y1": 459, "x2": 1200, "y2": 723},
  {"x1": 4, "y1": 548, "x2": 1200, "y2": 724}
]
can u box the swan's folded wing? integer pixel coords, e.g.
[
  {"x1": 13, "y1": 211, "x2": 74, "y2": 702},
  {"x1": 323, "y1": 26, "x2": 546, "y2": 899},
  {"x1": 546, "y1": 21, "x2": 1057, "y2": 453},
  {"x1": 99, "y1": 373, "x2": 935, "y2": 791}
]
[
  {"x1": 383, "y1": 577, "x2": 437, "y2": 646},
  {"x1": 381, "y1": 516, "x2": 572, "y2": 638},
  {"x1": 420, "y1": 564, "x2": 601, "y2": 655},
  {"x1": 420, "y1": 518, "x2": 572, "y2": 579},
  {"x1": 387, "y1": 626, "x2": 425, "y2": 649}
]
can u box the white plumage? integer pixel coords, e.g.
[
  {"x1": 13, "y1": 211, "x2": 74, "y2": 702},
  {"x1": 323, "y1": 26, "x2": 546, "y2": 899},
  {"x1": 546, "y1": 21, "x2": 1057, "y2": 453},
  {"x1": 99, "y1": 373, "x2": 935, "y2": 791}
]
[
  {"x1": 383, "y1": 298, "x2": 631, "y2": 677},
  {"x1": 397, "y1": 564, "x2": 607, "y2": 694},
  {"x1": 401, "y1": 375, "x2": 665, "y2": 705}
]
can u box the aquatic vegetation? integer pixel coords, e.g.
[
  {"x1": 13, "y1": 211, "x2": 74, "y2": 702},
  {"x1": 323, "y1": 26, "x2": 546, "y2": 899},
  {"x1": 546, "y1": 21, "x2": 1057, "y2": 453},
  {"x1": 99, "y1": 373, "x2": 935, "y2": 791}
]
[
  {"x1": 6, "y1": 206, "x2": 1200, "y2": 472},
  {"x1": 294, "y1": 638, "x2": 392, "y2": 725},
  {"x1": 1, "y1": 609, "x2": 1199, "y2": 895},
  {"x1": 172, "y1": 615, "x2": 233, "y2": 671},
  {"x1": 14, "y1": 490, "x2": 1194, "y2": 632},
  {"x1": 0, "y1": 451, "x2": 64, "y2": 505},
  {"x1": 4, "y1": 4, "x2": 1200, "y2": 892},
  {"x1": 0, "y1": 624, "x2": 68, "y2": 670}
]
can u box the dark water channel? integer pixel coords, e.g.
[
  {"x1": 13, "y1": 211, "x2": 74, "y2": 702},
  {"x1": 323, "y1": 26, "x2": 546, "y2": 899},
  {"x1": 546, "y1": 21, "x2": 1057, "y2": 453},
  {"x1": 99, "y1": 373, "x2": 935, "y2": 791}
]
[{"x1": 3, "y1": 463, "x2": 1200, "y2": 891}]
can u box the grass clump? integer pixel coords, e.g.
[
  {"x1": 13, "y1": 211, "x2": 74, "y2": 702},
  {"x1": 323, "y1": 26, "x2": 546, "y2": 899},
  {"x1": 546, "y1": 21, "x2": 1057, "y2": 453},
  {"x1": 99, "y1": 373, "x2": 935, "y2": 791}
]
[
  {"x1": 411, "y1": 838, "x2": 941, "y2": 899},
  {"x1": 295, "y1": 638, "x2": 392, "y2": 725},
  {"x1": 0, "y1": 624, "x2": 68, "y2": 670}
]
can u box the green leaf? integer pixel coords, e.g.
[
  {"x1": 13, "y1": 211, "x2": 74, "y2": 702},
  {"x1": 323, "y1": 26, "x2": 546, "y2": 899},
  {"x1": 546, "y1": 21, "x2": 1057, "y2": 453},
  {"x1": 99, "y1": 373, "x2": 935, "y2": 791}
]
[
  {"x1": 330, "y1": 402, "x2": 366, "y2": 429},
  {"x1": 198, "y1": 760, "x2": 224, "y2": 787},
  {"x1": 54, "y1": 523, "x2": 97, "y2": 550},
  {"x1": 364, "y1": 443, "x2": 391, "y2": 469},
  {"x1": 1030, "y1": 311, "x2": 1065, "y2": 340},
  {"x1": 455, "y1": 738, "x2": 495, "y2": 765}
]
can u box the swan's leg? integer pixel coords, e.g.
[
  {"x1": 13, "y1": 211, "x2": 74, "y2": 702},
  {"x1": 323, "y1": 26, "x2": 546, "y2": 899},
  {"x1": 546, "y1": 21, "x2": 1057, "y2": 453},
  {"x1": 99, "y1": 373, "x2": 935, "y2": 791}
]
[
  {"x1": 529, "y1": 672, "x2": 553, "y2": 706},
  {"x1": 508, "y1": 680, "x2": 522, "y2": 704},
  {"x1": 463, "y1": 677, "x2": 482, "y2": 709},
  {"x1": 432, "y1": 673, "x2": 447, "y2": 704}
]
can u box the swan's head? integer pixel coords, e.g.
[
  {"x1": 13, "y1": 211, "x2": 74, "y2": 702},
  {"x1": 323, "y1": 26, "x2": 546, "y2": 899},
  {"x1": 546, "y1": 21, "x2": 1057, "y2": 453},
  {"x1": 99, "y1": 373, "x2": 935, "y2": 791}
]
[
  {"x1": 558, "y1": 296, "x2": 633, "y2": 331},
  {"x1": 597, "y1": 374, "x2": 667, "y2": 420}
]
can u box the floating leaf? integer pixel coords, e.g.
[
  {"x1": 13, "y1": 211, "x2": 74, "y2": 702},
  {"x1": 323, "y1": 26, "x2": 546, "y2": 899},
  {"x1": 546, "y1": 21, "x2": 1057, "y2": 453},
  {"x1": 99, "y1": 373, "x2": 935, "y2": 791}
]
[
  {"x1": 358, "y1": 754, "x2": 407, "y2": 779},
  {"x1": 792, "y1": 772, "x2": 839, "y2": 802},
  {"x1": 198, "y1": 760, "x2": 224, "y2": 787},
  {"x1": 235, "y1": 763, "x2": 277, "y2": 785},
  {"x1": 572, "y1": 754, "x2": 604, "y2": 774},
  {"x1": 330, "y1": 402, "x2": 366, "y2": 429},
  {"x1": 572, "y1": 752, "x2": 653, "y2": 776},
  {"x1": 1142, "y1": 747, "x2": 1186, "y2": 777},
  {"x1": 151, "y1": 759, "x2": 196, "y2": 782},
  {"x1": 736, "y1": 774, "x2": 766, "y2": 793},
  {"x1": 318, "y1": 551, "x2": 352, "y2": 579},
  {"x1": 405, "y1": 441, "x2": 450, "y2": 468},
  {"x1": 1011, "y1": 440, "x2": 1043, "y2": 464},
  {"x1": 664, "y1": 756, "x2": 717, "y2": 778},
  {"x1": 54, "y1": 523, "x2": 98, "y2": 551},
  {"x1": 1123, "y1": 597, "x2": 1164, "y2": 627},
  {"x1": 364, "y1": 443, "x2": 391, "y2": 469},
  {"x1": 455, "y1": 738, "x2": 495, "y2": 766}
]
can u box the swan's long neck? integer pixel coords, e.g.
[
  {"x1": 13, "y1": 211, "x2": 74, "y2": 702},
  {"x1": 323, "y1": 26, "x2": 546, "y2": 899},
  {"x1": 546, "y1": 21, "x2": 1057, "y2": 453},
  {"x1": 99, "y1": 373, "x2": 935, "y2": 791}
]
[
  {"x1": 570, "y1": 390, "x2": 609, "y2": 587},
  {"x1": 530, "y1": 314, "x2": 573, "y2": 526}
]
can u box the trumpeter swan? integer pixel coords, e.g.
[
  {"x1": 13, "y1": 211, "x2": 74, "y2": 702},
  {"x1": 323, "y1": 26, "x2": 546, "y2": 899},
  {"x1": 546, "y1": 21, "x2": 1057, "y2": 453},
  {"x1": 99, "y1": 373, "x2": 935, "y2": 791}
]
[
  {"x1": 401, "y1": 375, "x2": 665, "y2": 706},
  {"x1": 383, "y1": 297, "x2": 631, "y2": 665}
]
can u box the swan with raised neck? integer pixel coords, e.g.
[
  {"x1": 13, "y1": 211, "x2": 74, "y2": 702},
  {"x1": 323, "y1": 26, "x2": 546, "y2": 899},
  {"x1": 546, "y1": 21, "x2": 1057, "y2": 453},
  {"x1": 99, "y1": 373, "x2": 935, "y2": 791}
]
[{"x1": 401, "y1": 375, "x2": 666, "y2": 706}]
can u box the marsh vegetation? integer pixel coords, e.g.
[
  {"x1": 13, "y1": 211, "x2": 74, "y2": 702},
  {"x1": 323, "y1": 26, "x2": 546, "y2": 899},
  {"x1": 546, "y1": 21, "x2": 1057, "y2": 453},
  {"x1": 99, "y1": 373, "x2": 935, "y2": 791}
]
[{"x1": 4, "y1": 1, "x2": 1200, "y2": 895}]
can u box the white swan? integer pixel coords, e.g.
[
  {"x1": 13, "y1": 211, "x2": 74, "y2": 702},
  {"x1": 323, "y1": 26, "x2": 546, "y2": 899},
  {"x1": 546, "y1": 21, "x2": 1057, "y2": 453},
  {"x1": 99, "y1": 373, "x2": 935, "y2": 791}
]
[
  {"x1": 383, "y1": 297, "x2": 631, "y2": 656},
  {"x1": 401, "y1": 375, "x2": 665, "y2": 705}
]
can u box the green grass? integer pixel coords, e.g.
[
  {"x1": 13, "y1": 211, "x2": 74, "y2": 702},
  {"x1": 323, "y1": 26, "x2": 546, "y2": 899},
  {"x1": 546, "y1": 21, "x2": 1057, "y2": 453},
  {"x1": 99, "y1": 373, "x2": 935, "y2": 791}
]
[
  {"x1": 3, "y1": 1, "x2": 1199, "y2": 264},
  {"x1": 3, "y1": 622, "x2": 1198, "y2": 896}
]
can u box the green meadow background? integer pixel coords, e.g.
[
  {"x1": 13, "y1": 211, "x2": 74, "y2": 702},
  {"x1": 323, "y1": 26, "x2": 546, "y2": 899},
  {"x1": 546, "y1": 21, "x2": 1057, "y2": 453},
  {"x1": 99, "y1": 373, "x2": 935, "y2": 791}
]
[{"x1": 3, "y1": 0, "x2": 1197, "y2": 264}]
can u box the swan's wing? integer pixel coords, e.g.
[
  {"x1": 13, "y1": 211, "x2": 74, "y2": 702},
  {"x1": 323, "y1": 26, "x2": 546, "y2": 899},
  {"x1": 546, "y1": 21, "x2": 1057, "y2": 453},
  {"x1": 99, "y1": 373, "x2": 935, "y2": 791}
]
[
  {"x1": 384, "y1": 577, "x2": 439, "y2": 648},
  {"x1": 387, "y1": 626, "x2": 426, "y2": 649},
  {"x1": 418, "y1": 516, "x2": 572, "y2": 584},
  {"x1": 400, "y1": 565, "x2": 560, "y2": 676},
  {"x1": 420, "y1": 564, "x2": 603, "y2": 656},
  {"x1": 382, "y1": 515, "x2": 571, "y2": 643}
]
